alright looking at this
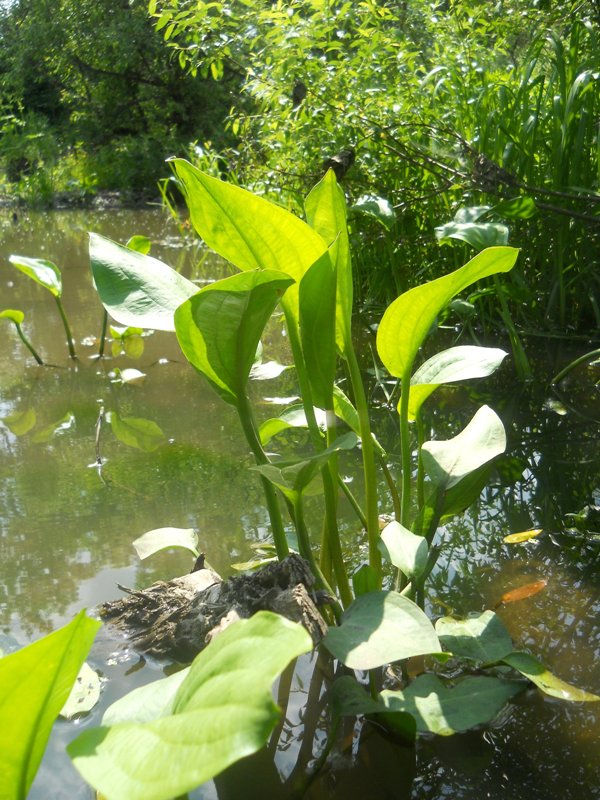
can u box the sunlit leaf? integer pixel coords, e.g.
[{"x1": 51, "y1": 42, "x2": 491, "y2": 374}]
[
  {"x1": 3, "y1": 408, "x2": 37, "y2": 436},
  {"x1": 89, "y1": 233, "x2": 197, "y2": 331},
  {"x1": 110, "y1": 413, "x2": 166, "y2": 452},
  {"x1": 378, "y1": 520, "x2": 428, "y2": 579},
  {"x1": 123, "y1": 336, "x2": 145, "y2": 359},
  {"x1": 323, "y1": 591, "x2": 441, "y2": 670},
  {"x1": 435, "y1": 221, "x2": 509, "y2": 249},
  {"x1": 126, "y1": 235, "x2": 152, "y2": 255},
  {"x1": 60, "y1": 662, "x2": 101, "y2": 719},
  {"x1": 380, "y1": 674, "x2": 524, "y2": 735},
  {"x1": 0, "y1": 610, "x2": 101, "y2": 799},
  {"x1": 421, "y1": 405, "x2": 506, "y2": 489},
  {"x1": 498, "y1": 579, "x2": 547, "y2": 605},
  {"x1": 299, "y1": 252, "x2": 337, "y2": 407},
  {"x1": 112, "y1": 368, "x2": 146, "y2": 385},
  {"x1": 435, "y1": 610, "x2": 513, "y2": 663},
  {"x1": 9, "y1": 255, "x2": 62, "y2": 297},
  {"x1": 132, "y1": 527, "x2": 199, "y2": 560},
  {"x1": 249, "y1": 360, "x2": 290, "y2": 380},
  {"x1": 502, "y1": 652, "x2": 600, "y2": 702},
  {"x1": 0, "y1": 308, "x2": 25, "y2": 324},
  {"x1": 377, "y1": 247, "x2": 518, "y2": 379},
  {"x1": 407, "y1": 346, "x2": 508, "y2": 419},
  {"x1": 175, "y1": 270, "x2": 294, "y2": 405},
  {"x1": 351, "y1": 194, "x2": 396, "y2": 229},
  {"x1": 69, "y1": 613, "x2": 312, "y2": 800},
  {"x1": 503, "y1": 528, "x2": 543, "y2": 544},
  {"x1": 304, "y1": 170, "x2": 353, "y2": 352}
]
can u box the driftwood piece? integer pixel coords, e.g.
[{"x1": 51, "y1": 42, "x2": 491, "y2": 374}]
[{"x1": 99, "y1": 555, "x2": 327, "y2": 662}]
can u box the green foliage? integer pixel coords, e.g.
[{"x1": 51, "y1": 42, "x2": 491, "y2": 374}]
[
  {"x1": 0, "y1": 610, "x2": 101, "y2": 800},
  {"x1": 68, "y1": 612, "x2": 312, "y2": 800}
]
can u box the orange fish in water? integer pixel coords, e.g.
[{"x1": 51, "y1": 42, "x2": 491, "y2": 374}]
[{"x1": 496, "y1": 579, "x2": 548, "y2": 608}]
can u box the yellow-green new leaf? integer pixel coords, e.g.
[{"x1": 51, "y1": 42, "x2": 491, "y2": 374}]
[{"x1": 9, "y1": 255, "x2": 62, "y2": 297}]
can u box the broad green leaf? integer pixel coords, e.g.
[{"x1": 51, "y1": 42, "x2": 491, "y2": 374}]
[
  {"x1": 89, "y1": 233, "x2": 198, "y2": 332},
  {"x1": 503, "y1": 528, "x2": 543, "y2": 544},
  {"x1": 323, "y1": 591, "x2": 441, "y2": 670},
  {"x1": 9, "y1": 255, "x2": 62, "y2": 297},
  {"x1": 407, "y1": 346, "x2": 508, "y2": 419},
  {"x1": 0, "y1": 610, "x2": 101, "y2": 800},
  {"x1": 171, "y1": 159, "x2": 327, "y2": 292},
  {"x1": 304, "y1": 170, "x2": 353, "y2": 352},
  {"x1": 377, "y1": 247, "x2": 519, "y2": 379},
  {"x1": 351, "y1": 194, "x2": 396, "y2": 229},
  {"x1": 60, "y1": 662, "x2": 101, "y2": 719},
  {"x1": 110, "y1": 413, "x2": 166, "y2": 452},
  {"x1": 175, "y1": 270, "x2": 294, "y2": 404},
  {"x1": 126, "y1": 235, "x2": 152, "y2": 255},
  {"x1": 380, "y1": 674, "x2": 523, "y2": 735},
  {"x1": 0, "y1": 308, "x2": 25, "y2": 324},
  {"x1": 435, "y1": 221, "x2": 509, "y2": 249},
  {"x1": 490, "y1": 196, "x2": 538, "y2": 220},
  {"x1": 328, "y1": 676, "x2": 417, "y2": 744},
  {"x1": 69, "y1": 613, "x2": 312, "y2": 800},
  {"x1": 378, "y1": 520, "x2": 428, "y2": 579},
  {"x1": 502, "y1": 652, "x2": 600, "y2": 702},
  {"x1": 133, "y1": 527, "x2": 199, "y2": 560},
  {"x1": 421, "y1": 405, "x2": 506, "y2": 489},
  {"x1": 103, "y1": 669, "x2": 191, "y2": 727},
  {"x1": 435, "y1": 610, "x2": 513, "y2": 663},
  {"x1": 299, "y1": 252, "x2": 337, "y2": 408},
  {"x1": 259, "y1": 405, "x2": 327, "y2": 446},
  {"x1": 251, "y1": 431, "x2": 358, "y2": 501},
  {"x1": 438, "y1": 463, "x2": 493, "y2": 519},
  {"x1": 333, "y1": 385, "x2": 360, "y2": 435},
  {"x1": 3, "y1": 408, "x2": 36, "y2": 436}
]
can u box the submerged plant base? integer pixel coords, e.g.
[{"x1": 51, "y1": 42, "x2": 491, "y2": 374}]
[{"x1": 99, "y1": 554, "x2": 327, "y2": 662}]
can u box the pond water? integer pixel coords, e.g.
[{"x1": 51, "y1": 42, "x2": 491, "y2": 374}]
[{"x1": 1, "y1": 207, "x2": 599, "y2": 799}]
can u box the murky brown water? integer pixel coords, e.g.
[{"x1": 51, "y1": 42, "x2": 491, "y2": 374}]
[{"x1": 1, "y1": 207, "x2": 599, "y2": 799}]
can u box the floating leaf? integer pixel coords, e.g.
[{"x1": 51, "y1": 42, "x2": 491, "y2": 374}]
[
  {"x1": 30, "y1": 412, "x2": 74, "y2": 443},
  {"x1": 380, "y1": 673, "x2": 523, "y2": 735},
  {"x1": 9, "y1": 255, "x2": 62, "y2": 297},
  {"x1": 421, "y1": 405, "x2": 506, "y2": 489},
  {"x1": 323, "y1": 591, "x2": 441, "y2": 670},
  {"x1": 3, "y1": 408, "x2": 37, "y2": 436},
  {"x1": 378, "y1": 520, "x2": 428, "y2": 580},
  {"x1": 112, "y1": 368, "x2": 146, "y2": 385},
  {"x1": 90, "y1": 233, "x2": 197, "y2": 332},
  {"x1": 435, "y1": 610, "x2": 513, "y2": 663},
  {"x1": 69, "y1": 612, "x2": 312, "y2": 800},
  {"x1": 377, "y1": 247, "x2": 518, "y2": 380},
  {"x1": 175, "y1": 270, "x2": 294, "y2": 405},
  {"x1": 60, "y1": 662, "x2": 101, "y2": 719},
  {"x1": 133, "y1": 528, "x2": 199, "y2": 560},
  {"x1": 503, "y1": 528, "x2": 543, "y2": 544},
  {"x1": 497, "y1": 579, "x2": 547, "y2": 606},
  {"x1": 0, "y1": 611, "x2": 101, "y2": 799},
  {"x1": 407, "y1": 346, "x2": 508, "y2": 419},
  {"x1": 110, "y1": 413, "x2": 166, "y2": 452},
  {"x1": 502, "y1": 652, "x2": 600, "y2": 702}
]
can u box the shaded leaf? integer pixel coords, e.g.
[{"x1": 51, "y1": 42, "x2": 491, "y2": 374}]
[
  {"x1": 352, "y1": 564, "x2": 380, "y2": 597},
  {"x1": 351, "y1": 194, "x2": 396, "y2": 229},
  {"x1": 490, "y1": 196, "x2": 538, "y2": 220},
  {"x1": 323, "y1": 591, "x2": 441, "y2": 670},
  {"x1": 30, "y1": 412, "x2": 74, "y2": 443},
  {"x1": 435, "y1": 610, "x2": 513, "y2": 663},
  {"x1": 133, "y1": 528, "x2": 199, "y2": 560},
  {"x1": 259, "y1": 405, "x2": 327, "y2": 446},
  {"x1": 380, "y1": 674, "x2": 523, "y2": 735}
]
